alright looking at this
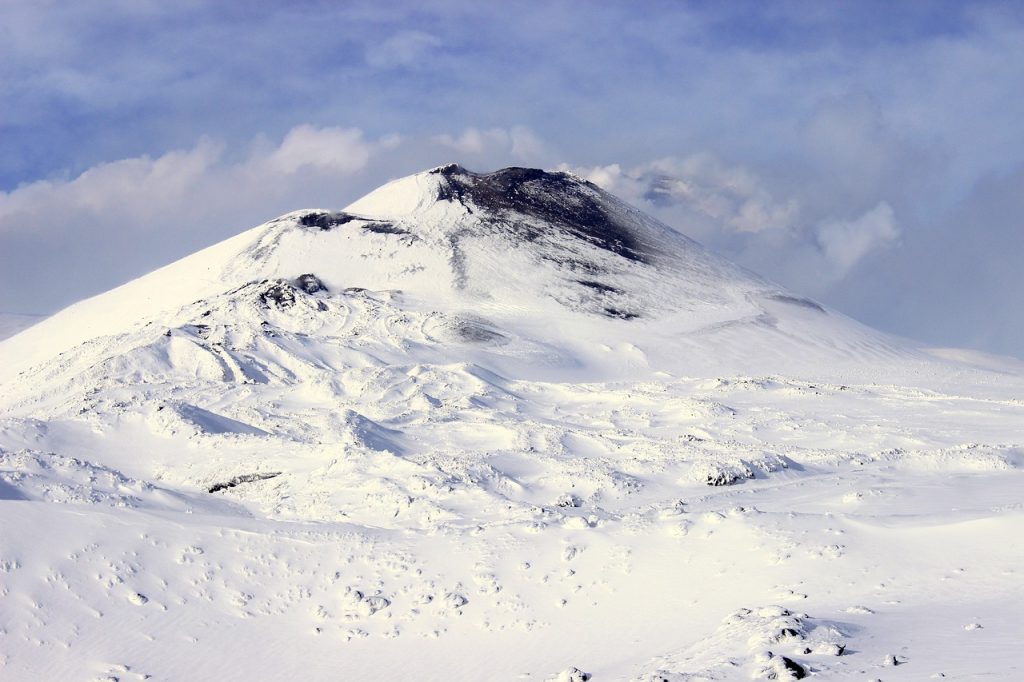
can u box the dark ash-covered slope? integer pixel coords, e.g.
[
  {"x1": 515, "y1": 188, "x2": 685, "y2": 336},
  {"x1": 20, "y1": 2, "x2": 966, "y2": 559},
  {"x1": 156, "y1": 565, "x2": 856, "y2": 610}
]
[{"x1": 429, "y1": 164, "x2": 657, "y2": 264}]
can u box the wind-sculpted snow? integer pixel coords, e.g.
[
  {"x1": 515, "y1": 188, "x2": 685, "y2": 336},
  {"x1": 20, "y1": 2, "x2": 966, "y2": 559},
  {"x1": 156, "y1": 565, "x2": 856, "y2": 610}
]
[{"x1": 1, "y1": 166, "x2": 1023, "y2": 680}]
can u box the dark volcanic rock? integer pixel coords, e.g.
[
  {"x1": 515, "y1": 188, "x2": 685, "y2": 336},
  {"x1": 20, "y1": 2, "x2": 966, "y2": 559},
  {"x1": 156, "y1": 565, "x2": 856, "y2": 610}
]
[
  {"x1": 430, "y1": 165, "x2": 651, "y2": 263},
  {"x1": 209, "y1": 472, "x2": 282, "y2": 493},
  {"x1": 603, "y1": 307, "x2": 639, "y2": 320},
  {"x1": 577, "y1": 279, "x2": 622, "y2": 294},
  {"x1": 705, "y1": 464, "x2": 755, "y2": 487},
  {"x1": 361, "y1": 222, "x2": 411, "y2": 235},
  {"x1": 298, "y1": 211, "x2": 359, "y2": 230},
  {"x1": 298, "y1": 211, "x2": 409, "y2": 236},
  {"x1": 294, "y1": 274, "x2": 326, "y2": 294},
  {"x1": 778, "y1": 656, "x2": 807, "y2": 679},
  {"x1": 259, "y1": 281, "x2": 297, "y2": 308}
]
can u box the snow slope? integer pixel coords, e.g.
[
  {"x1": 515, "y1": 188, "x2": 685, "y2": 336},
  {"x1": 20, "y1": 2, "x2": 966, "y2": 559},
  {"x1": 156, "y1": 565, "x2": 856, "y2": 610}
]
[{"x1": 0, "y1": 165, "x2": 1022, "y2": 681}]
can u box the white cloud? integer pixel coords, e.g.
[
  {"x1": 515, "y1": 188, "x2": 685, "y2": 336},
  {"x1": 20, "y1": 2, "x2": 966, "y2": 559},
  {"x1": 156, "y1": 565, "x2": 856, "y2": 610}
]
[
  {"x1": 0, "y1": 126, "x2": 381, "y2": 239},
  {"x1": 0, "y1": 138, "x2": 226, "y2": 230},
  {"x1": 262, "y1": 126, "x2": 372, "y2": 175},
  {"x1": 433, "y1": 126, "x2": 549, "y2": 163},
  {"x1": 569, "y1": 156, "x2": 799, "y2": 237},
  {"x1": 433, "y1": 128, "x2": 501, "y2": 155},
  {"x1": 508, "y1": 127, "x2": 547, "y2": 161},
  {"x1": 815, "y1": 202, "x2": 899, "y2": 276}
]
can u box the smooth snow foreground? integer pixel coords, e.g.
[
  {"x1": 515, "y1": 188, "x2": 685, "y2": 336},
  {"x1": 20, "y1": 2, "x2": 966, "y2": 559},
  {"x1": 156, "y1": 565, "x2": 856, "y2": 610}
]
[{"x1": 0, "y1": 165, "x2": 1021, "y2": 681}]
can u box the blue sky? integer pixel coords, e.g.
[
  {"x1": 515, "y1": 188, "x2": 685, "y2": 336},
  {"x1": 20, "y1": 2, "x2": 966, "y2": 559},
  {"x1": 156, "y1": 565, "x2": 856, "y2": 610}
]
[{"x1": 2, "y1": 0, "x2": 1024, "y2": 355}]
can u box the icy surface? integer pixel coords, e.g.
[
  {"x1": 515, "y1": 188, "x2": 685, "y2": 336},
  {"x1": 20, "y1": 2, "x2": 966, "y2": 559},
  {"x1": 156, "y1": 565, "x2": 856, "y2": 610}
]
[{"x1": 0, "y1": 166, "x2": 1022, "y2": 680}]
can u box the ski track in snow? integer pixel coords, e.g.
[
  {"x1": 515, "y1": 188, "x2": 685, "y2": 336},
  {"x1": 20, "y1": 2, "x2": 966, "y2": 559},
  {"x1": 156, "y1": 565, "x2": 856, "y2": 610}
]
[{"x1": 0, "y1": 166, "x2": 1022, "y2": 680}]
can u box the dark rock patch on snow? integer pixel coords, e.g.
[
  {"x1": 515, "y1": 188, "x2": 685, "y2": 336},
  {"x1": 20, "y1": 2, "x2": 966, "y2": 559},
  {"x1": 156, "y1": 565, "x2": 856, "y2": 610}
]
[
  {"x1": 705, "y1": 465, "x2": 755, "y2": 487},
  {"x1": 259, "y1": 281, "x2": 297, "y2": 308},
  {"x1": 542, "y1": 254, "x2": 603, "y2": 274},
  {"x1": 766, "y1": 294, "x2": 826, "y2": 313},
  {"x1": 577, "y1": 279, "x2": 622, "y2": 294},
  {"x1": 298, "y1": 211, "x2": 359, "y2": 230},
  {"x1": 453, "y1": 319, "x2": 506, "y2": 344},
  {"x1": 294, "y1": 274, "x2": 326, "y2": 294},
  {"x1": 778, "y1": 656, "x2": 807, "y2": 679},
  {"x1": 298, "y1": 211, "x2": 410, "y2": 236},
  {"x1": 361, "y1": 222, "x2": 411, "y2": 236},
  {"x1": 208, "y1": 472, "x2": 282, "y2": 493},
  {"x1": 184, "y1": 323, "x2": 211, "y2": 338},
  {"x1": 603, "y1": 307, "x2": 640, "y2": 320}
]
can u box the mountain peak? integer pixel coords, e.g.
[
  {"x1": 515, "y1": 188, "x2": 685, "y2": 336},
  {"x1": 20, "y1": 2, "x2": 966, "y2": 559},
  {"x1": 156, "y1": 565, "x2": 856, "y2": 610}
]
[
  {"x1": 427, "y1": 162, "x2": 470, "y2": 175},
  {"x1": 427, "y1": 164, "x2": 598, "y2": 200},
  {"x1": 345, "y1": 164, "x2": 599, "y2": 216},
  {"x1": 428, "y1": 163, "x2": 586, "y2": 184},
  {"x1": 426, "y1": 165, "x2": 651, "y2": 263}
]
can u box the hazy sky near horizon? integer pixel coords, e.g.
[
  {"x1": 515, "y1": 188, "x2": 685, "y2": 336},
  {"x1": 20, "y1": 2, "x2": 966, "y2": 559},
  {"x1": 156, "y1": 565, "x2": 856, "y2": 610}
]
[{"x1": 2, "y1": 1, "x2": 1023, "y2": 355}]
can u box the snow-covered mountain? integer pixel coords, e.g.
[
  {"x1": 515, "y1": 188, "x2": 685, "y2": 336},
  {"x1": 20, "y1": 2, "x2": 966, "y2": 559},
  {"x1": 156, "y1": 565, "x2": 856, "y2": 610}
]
[
  {"x1": 0, "y1": 164, "x2": 916, "y2": 387},
  {"x1": 1, "y1": 165, "x2": 1022, "y2": 681}
]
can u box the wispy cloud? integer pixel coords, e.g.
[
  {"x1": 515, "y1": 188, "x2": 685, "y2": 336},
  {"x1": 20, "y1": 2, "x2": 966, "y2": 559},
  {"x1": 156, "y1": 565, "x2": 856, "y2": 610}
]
[
  {"x1": 262, "y1": 126, "x2": 376, "y2": 175},
  {"x1": 366, "y1": 31, "x2": 443, "y2": 69},
  {"x1": 569, "y1": 156, "x2": 899, "y2": 293},
  {"x1": 433, "y1": 127, "x2": 548, "y2": 162},
  {"x1": 815, "y1": 203, "x2": 899, "y2": 277}
]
